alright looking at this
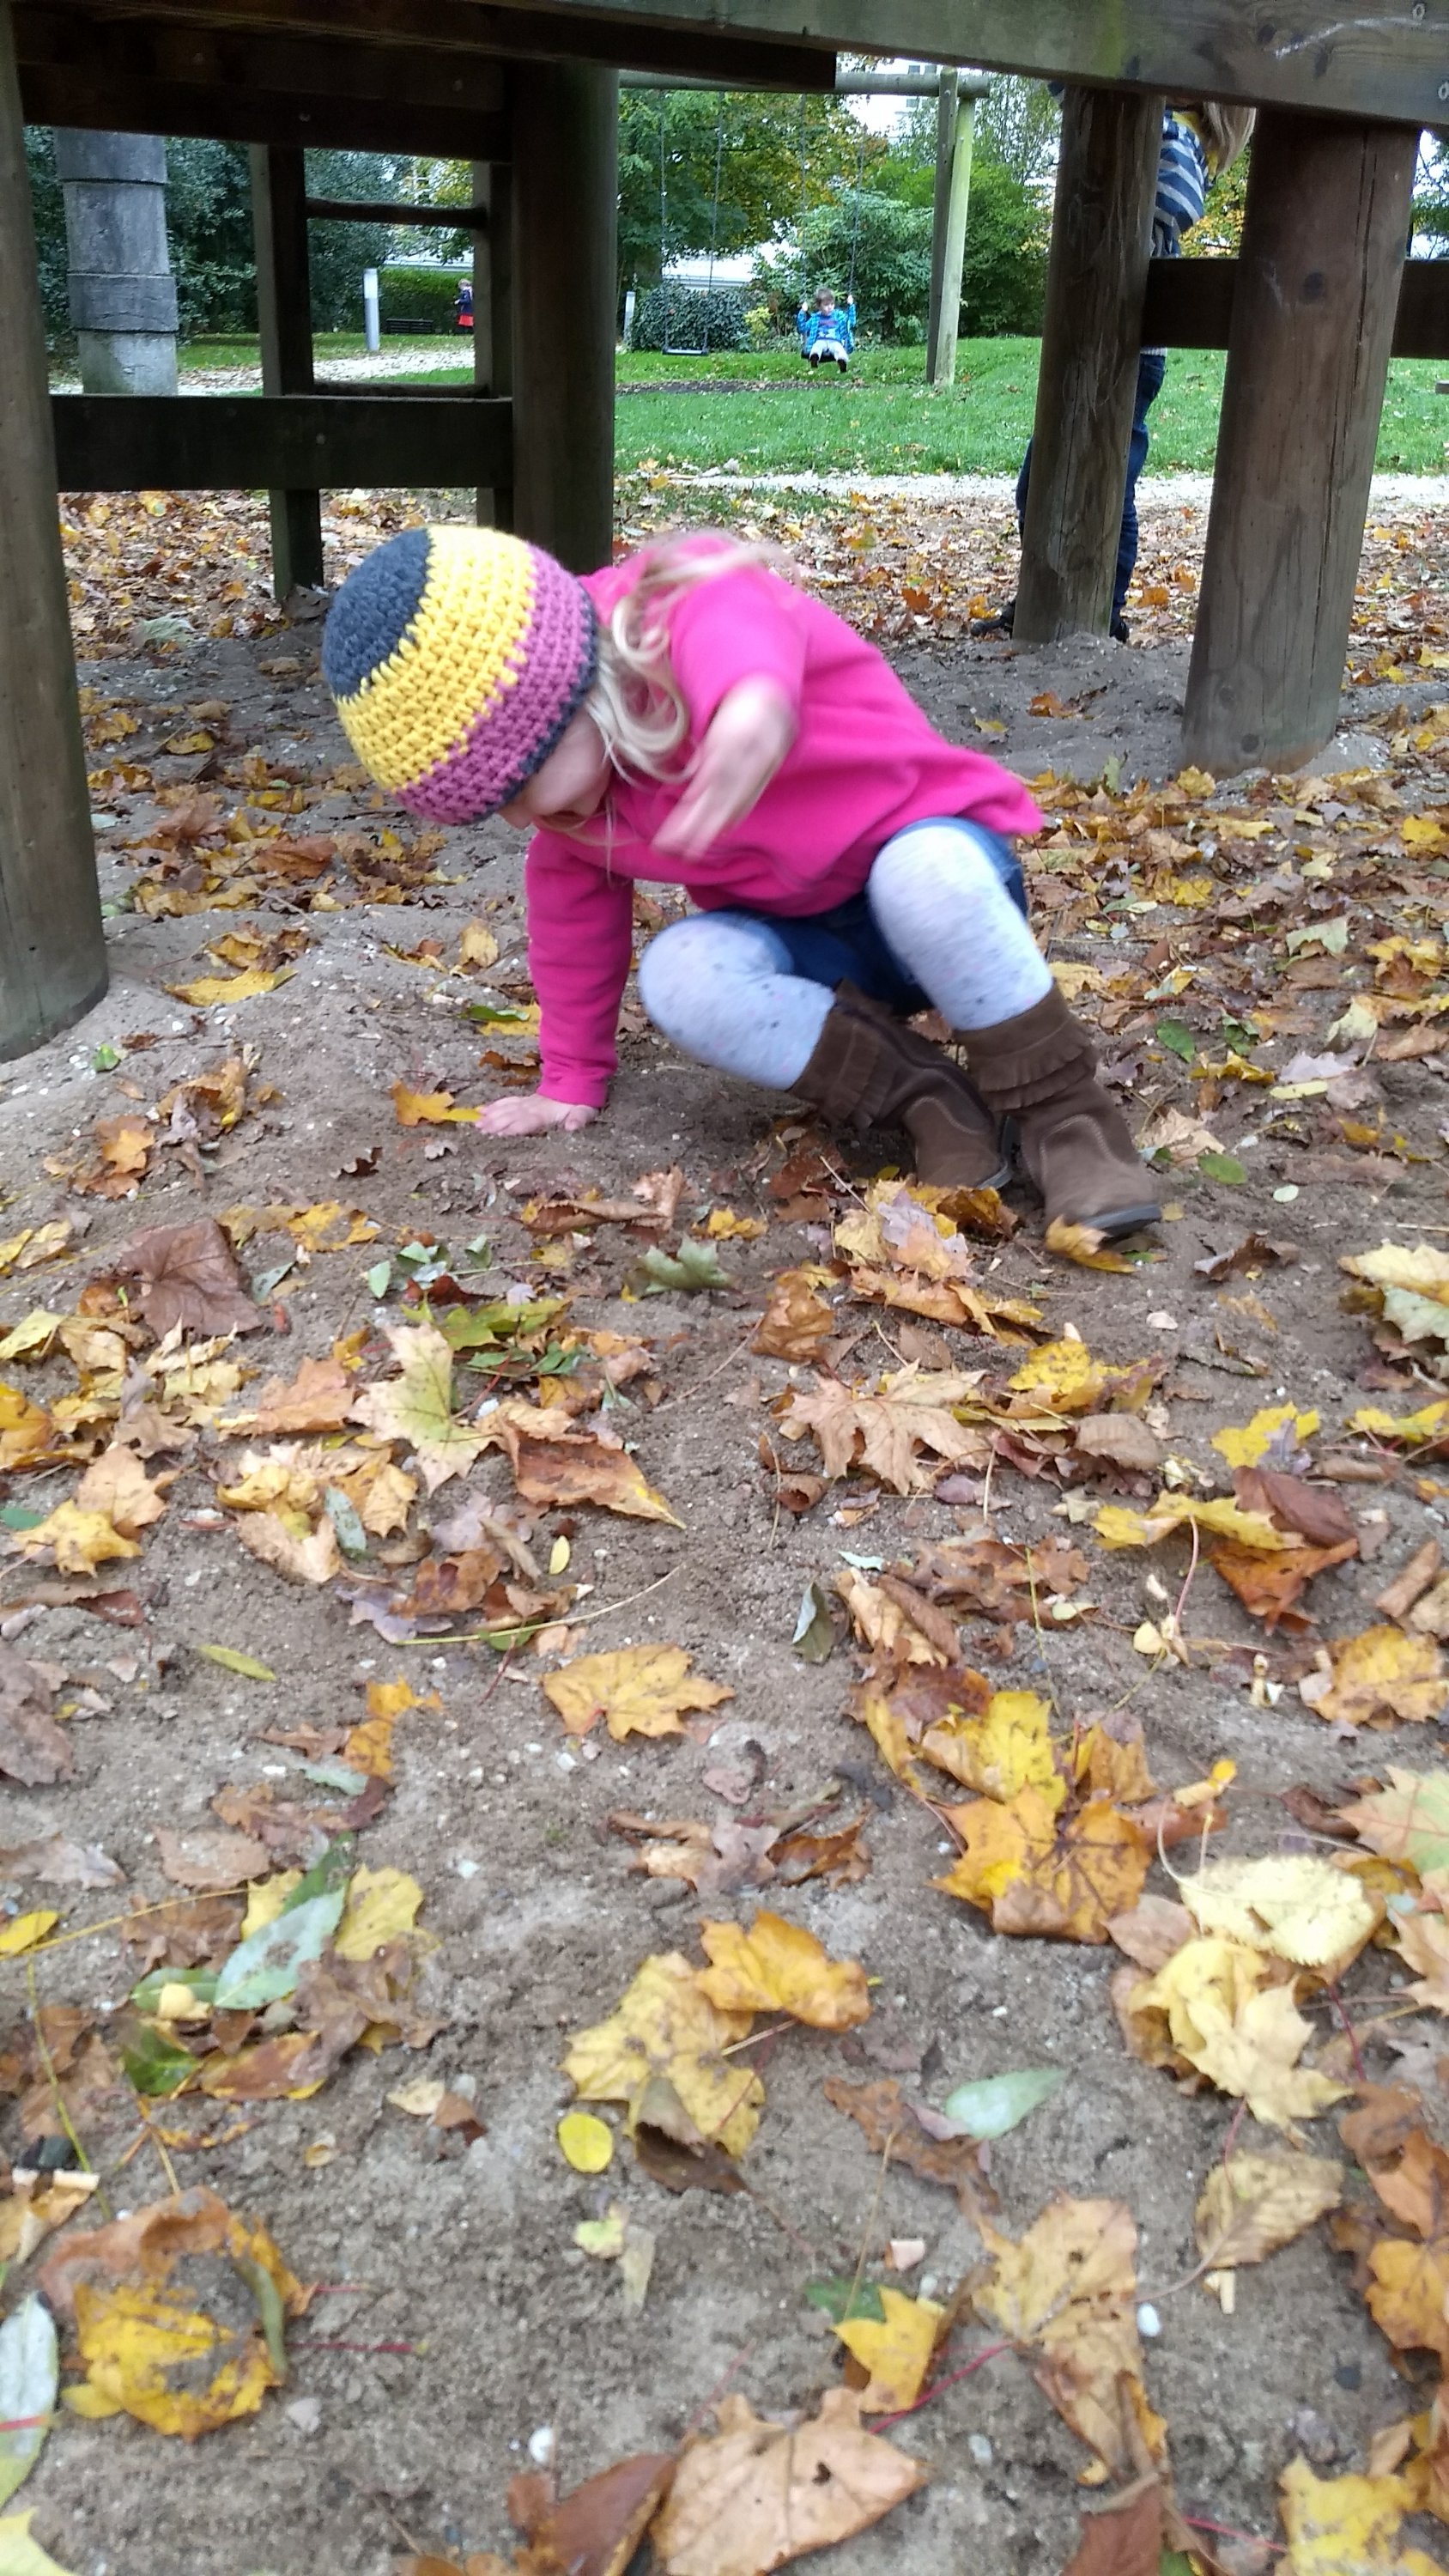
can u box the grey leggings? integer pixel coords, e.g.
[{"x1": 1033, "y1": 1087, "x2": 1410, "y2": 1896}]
[{"x1": 636, "y1": 819, "x2": 1052, "y2": 1091}]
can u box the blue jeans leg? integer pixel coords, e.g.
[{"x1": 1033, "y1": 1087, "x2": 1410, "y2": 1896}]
[{"x1": 1114, "y1": 350, "x2": 1167, "y2": 623}]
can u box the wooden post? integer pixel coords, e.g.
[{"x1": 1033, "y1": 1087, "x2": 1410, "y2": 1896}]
[
  {"x1": 0, "y1": 0, "x2": 107, "y2": 1058},
  {"x1": 1014, "y1": 85, "x2": 1162, "y2": 644},
  {"x1": 929, "y1": 88, "x2": 976, "y2": 390},
  {"x1": 249, "y1": 143, "x2": 323, "y2": 597},
  {"x1": 925, "y1": 69, "x2": 957, "y2": 385},
  {"x1": 1183, "y1": 112, "x2": 1419, "y2": 775},
  {"x1": 510, "y1": 61, "x2": 617, "y2": 572},
  {"x1": 471, "y1": 154, "x2": 513, "y2": 532}
]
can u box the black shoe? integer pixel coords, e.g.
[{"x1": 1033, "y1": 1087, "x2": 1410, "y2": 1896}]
[
  {"x1": 1110, "y1": 616, "x2": 1131, "y2": 643},
  {"x1": 972, "y1": 598, "x2": 1015, "y2": 638}
]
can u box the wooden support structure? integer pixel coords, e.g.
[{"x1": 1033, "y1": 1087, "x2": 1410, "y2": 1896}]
[
  {"x1": 50, "y1": 392, "x2": 512, "y2": 488},
  {"x1": 510, "y1": 59, "x2": 616, "y2": 571},
  {"x1": 1145, "y1": 251, "x2": 1449, "y2": 360},
  {"x1": 1015, "y1": 85, "x2": 1162, "y2": 645},
  {"x1": 471, "y1": 155, "x2": 513, "y2": 531},
  {"x1": 925, "y1": 73, "x2": 979, "y2": 389},
  {"x1": 1183, "y1": 111, "x2": 1421, "y2": 775},
  {"x1": 0, "y1": 0, "x2": 106, "y2": 1057},
  {"x1": 250, "y1": 143, "x2": 323, "y2": 598}
]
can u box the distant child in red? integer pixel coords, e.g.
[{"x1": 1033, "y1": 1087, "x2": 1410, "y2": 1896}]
[{"x1": 323, "y1": 527, "x2": 1159, "y2": 1237}]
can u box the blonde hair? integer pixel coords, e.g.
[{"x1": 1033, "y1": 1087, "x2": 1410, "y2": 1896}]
[
  {"x1": 1180, "y1": 101, "x2": 1256, "y2": 173},
  {"x1": 585, "y1": 532, "x2": 783, "y2": 786}
]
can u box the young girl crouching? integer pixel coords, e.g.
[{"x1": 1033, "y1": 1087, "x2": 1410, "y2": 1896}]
[{"x1": 321, "y1": 527, "x2": 1158, "y2": 1240}]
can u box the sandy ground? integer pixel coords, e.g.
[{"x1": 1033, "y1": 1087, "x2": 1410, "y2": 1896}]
[{"x1": 4, "y1": 489, "x2": 1449, "y2": 2575}]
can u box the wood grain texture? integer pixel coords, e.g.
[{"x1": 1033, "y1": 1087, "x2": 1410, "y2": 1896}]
[
  {"x1": 1143, "y1": 252, "x2": 1449, "y2": 357},
  {"x1": 471, "y1": 155, "x2": 514, "y2": 532},
  {"x1": 510, "y1": 60, "x2": 616, "y2": 572},
  {"x1": 251, "y1": 144, "x2": 323, "y2": 597},
  {"x1": 1016, "y1": 86, "x2": 1163, "y2": 645},
  {"x1": 0, "y1": 0, "x2": 106, "y2": 1060},
  {"x1": 1183, "y1": 111, "x2": 1420, "y2": 775}
]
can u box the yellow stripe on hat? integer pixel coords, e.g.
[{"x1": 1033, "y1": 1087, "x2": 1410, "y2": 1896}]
[{"x1": 335, "y1": 526, "x2": 536, "y2": 791}]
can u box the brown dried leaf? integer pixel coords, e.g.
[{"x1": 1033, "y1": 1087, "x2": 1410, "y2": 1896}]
[
  {"x1": 651, "y1": 2389, "x2": 924, "y2": 2576},
  {"x1": 109, "y1": 1217, "x2": 263, "y2": 1338},
  {"x1": 154, "y1": 1826, "x2": 270, "y2": 1892},
  {"x1": 0, "y1": 1644, "x2": 74, "y2": 1785}
]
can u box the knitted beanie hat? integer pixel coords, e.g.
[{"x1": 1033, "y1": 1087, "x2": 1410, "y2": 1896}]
[{"x1": 321, "y1": 525, "x2": 598, "y2": 823}]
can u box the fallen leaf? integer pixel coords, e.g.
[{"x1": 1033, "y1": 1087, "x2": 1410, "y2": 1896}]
[
  {"x1": 0, "y1": 1916, "x2": 58, "y2": 1959},
  {"x1": 936, "y1": 1786, "x2": 1151, "y2": 1942},
  {"x1": 1060, "y1": 2478, "x2": 1163, "y2": 2576},
  {"x1": 1300, "y1": 1629, "x2": 1447, "y2": 1728},
  {"x1": 155, "y1": 1827, "x2": 269, "y2": 1893},
  {"x1": 651, "y1": 2388, "x2": 924, "y2": 2576},
  {"x1": 558, "y1": 2111, "x2": 614, "y2": 2173},
  {"x1": 0, "y1": 1386, "x2": 55, "y2": 1472},
  {"x1": 779, "y1": 1371, "x2": 984, "y2": 1495},
  {"x1": 695, "y1": 1912, "x2": 870, "y2": 2030},
  {"x1": 0, "y1": 1838, "x2": 121, "y2": 1890},
  {"x1": 1212, "y1": 1404, "x2": 1319, "y2": 1469},
  {"x1": 543, "y1": 1645, "x2": 733, "y2": 1742},
  {"x1": 334, "y1": 1863, "x2": 423, "y2": 1961},
  {"x1": 1279, "y1": 2455, "x2": 1446, "y2": 2575},
  {"x1": 1043, "y1": 1218, "x2": 1137, "y2": 1273},
  {"x1": 1130, "y1": 1937, "x2": 1349, "y2": 2125},
  {"x1": 165, "y1": 966, "x2": 289, "y2": 1006},
  {"x1": 350, "y1": 1321, "x2": 487, "y2": 1492},
  {"x1": 195, "y1": 1645, "x2": 276, "y2": 1681},
  {"x1": 1340, "y1": 1770, "x2": 1449, "y2": 1873},
  {"x1": 752, "y1": 1270, "x2": 834, "y2": 1362},
  {"x1": 0, "y1": 2296, "x2": 58, "y2": 2508},
  {"x1": 1179, "y1": 1854, "x2": 1376, "y2": 1968},
  {"x1": 917, "y1": 1686, "x2": 1063, "y2": 1808},
  {"x1": 823, "y1": 2076, "x2": 985, "y2": 2208},
  {"x1": 0, "y1": 1648, "x2": 73, "y2": 1787},
  {"x1": 833, "y1": 2285, "x2": 944, "y2": 2413},
  {"x1": 1094, "y1": 1493, "x2": 1296, "y2": 1552},
  {"x1": 74, "y1": 1446, "x2": 167, "y2": 1540},
  {"x1": 940, "y1": 2066, "x2": 1066, "y2": 2140},
  {"x1": 391, "y1": 1084, "x2": 478, "y2": 1126},
  {"x1": 38, "y1": 2186, "x2": 306, "y2": 2439},
  {"x1": 973, "y1": 2196, "x2": 1161, "y2": 2476},
  {"x1": 562, "y1": 1953, "x2": 762, "y2": 2157},
  {"x1": 478, "y1": 1401, "x2": 680, "y2": 1524},
  {"x1": 233, "y1": 1511, "x2": 343, "y2": 1588},
  {"x1": 0, "y1": 2512, "x2": 79, "y2": 2576},
  {"x1": 223, "y1": 1357, "x2": 354, "y2": 1437},
  {"x1": 108, "y1": 1218, "x2": 262, "y2": 1338},
  {"x1": 1194, "y1": 2152, "x2": 1343, "y2": 2270},
  {"x1": 512, "y1": 2450, "x2": 676, "y2": 2576},
  {"x1": 1074, "y1": 1413, "x2": 1161, "y2": 1473}
]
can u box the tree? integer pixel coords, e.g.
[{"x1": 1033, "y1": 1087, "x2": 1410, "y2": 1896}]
[
  {"x1": 891, "y1": 75, "x2": 1058, "y2": 191},
  {"x1": 863, "y1": 103, "x2": 1048, "y2": 337},
  {"x1": 1412, "y1": 132, "x2": 1449, "y2": 252},
  {"x1": 617, "y1": 89, "x2": 873, "y2": 297}
]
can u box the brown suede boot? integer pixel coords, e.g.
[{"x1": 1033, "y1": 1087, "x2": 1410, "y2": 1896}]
[
  {"x1": 961, "y1": 986, "x2": 1160, "y2": 1239},
  {"x1": 794, "y1": 986, "x2": 1011, "y2": 1190}
]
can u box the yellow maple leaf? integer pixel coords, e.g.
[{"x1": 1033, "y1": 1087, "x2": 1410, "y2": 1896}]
[
  {"x1": 1212, "y1": 1403, "x2": 1320, "y2": 1468},
  {"x1": 165, "y1": 966, "x2": 290, "y2": 1006},
  {"x1": 919, "y1": 1688, "x2": 1064, "y2": 1810},
  {"x1": 343, "y1": 1677, "x2": 438, "y2": 1780},
  {"x1": 833, "y1": 2287, "x2": 944, "y2": 2412},
  {"x1": 1132, "y1": 1936, "x2": 1349, "y2": 2126},
  {"x1": 390, "y1": 1083, "x2": 478, "y2": 1127},
  {"x1": 1194, "y1": 2152, "x2": 1343, "y2": 2271},
  {"x1": 1279, "y1": 2456, "x2": 1446, "y2": 2575},
  {"x1": 1301, "y1": 1627, "x2": 1447, "y2": 1729},
  {"x1": 542, "y1": 1644, "x2": 733, "y2": 1741},
  {"x1": 1343, "y1": 1243, "x2": 1449, "y2": 1309},
  {"x1": 0, "y1": 1911, "x2": 58, "y2": 1957},
  {"x1": 562, "y1": 1952, "x2": 761, "y2": 2157},
  {"x1": 458, "y1": 919, "x2": 500, "y2": 969},
  {"x1": 936, "y1": 1785, "x2": 1150, "y2": 1942},
  {"x1": 12, "y1": 1502, "x2": 140, "y2": 1577},
  {"x1": 349, "y1": 1319, "x2": 487, "y2": 1492},
  {"x1": 0, "y1": 1221, "x2": 72, "y2": 1278},
  {"x1": 1348, "y1": 1402, "x2": 1449, "y2": 1446},
  {"x1": 695, "y1": 1911, "x2": 870, "y2": 2030},
  {"x1": 973, "y1": 2196, "x2": 1163, "y2": 2477},
  {"x1": 75, "y1": 1444, "x2": 167, "y2": 1539},
  {"x1": 0, "y1": 1383, "x2": 55, "y2": 1470},
  {"x1": 0, "y1": 2512, "x2": 81, "y2": 2576},
  {"x1": 1094, "y1": 1492, "x2": 1297, "y2": 1552},
  {"x1": 1008, "y1": 1339, "x2": 1151, "y2": 1416},
  {"x1": 1041, "y1": 1218, "x2": 1137, "y2": 1273},
  {"x1": 233, "y1": 1510, "x2": 343, "y2": 1587},
  {"x1": 1179, "y1": 1854, "x2": 1376, "y2": 1968}
]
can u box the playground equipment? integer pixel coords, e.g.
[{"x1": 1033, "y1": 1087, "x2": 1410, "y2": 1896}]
[{"x1": 2, "y1": 0, "x2": 1448, "y2": 1056}]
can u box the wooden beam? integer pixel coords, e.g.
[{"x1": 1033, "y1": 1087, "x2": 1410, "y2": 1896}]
[
  {"x1": 471, "y1": 156, "x2": 513, "y2": 531},
  {"x1": 1015, "y1": 86, "x2": 1163, "y2": 644},
  {"x1": 251, "y1": 144, "x2": 322, "y2": 598},
  {"x1": 1143, "y1": 252, "x2": 1449, "y2": 359},
  {"x1": 435, "y1": 0, "x2": 1449, "y2": 126},
  {"x1": 15, "y1": 7, "x2": 510, "y2": 153},
  {"x1": 51, "y1": 392, "x2": 512, "y2": 489},
  {"x1": 0, "y1": 0, "x2": 107, "y2": 1058},
  {"x1": 22, "y1": 0, "x2": 834, "y2": 86},
  {"x1": 511, "y1": 61, "x2": 615, "y2": 571},
  {"x1": 1183, "y1": 112, "x2": 1420, "y2": 775},
  {"x1": 927, "y1": 81, "x2": 975, "y2": 390}
]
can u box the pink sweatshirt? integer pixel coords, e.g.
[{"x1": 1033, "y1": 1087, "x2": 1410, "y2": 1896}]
[{"x1": 524, "y1": 553, "x2": 1043, "y2": 1105}]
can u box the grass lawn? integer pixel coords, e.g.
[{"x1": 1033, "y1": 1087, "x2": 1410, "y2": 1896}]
[{"x1": 139, "y1": 334, "x2": 1449, "y2": 478}]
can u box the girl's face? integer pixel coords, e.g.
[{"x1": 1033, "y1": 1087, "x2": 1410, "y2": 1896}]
[{"x1": 499, "y1": 707, "x2": 610, "y2": 832}]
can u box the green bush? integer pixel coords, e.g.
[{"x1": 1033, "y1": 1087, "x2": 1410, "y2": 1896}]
[
  {"x1": 379, "y1": 263, "x2": 466, "y2": 329},
  {"x1": 630, "y1": 284, "x2": 749, "y2": 353},
  {"x1": 958, "y1": 161, "x2": 1047, "y2": 337}
]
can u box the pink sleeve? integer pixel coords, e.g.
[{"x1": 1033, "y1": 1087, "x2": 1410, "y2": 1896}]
[
  {"x1": 664, "y1": 567, "x2": 809, "y2": 734},
  {"x1": 524, "y1": 832, "x2": 634, "y2": 1108}
]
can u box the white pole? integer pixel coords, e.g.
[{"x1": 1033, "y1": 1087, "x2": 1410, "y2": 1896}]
[{"x1": 362, "y1": 265, "x2": 380, "y2": 354}]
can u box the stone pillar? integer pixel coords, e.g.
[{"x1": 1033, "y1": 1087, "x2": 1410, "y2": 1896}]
[{"x1": 52, "y1": 130, "x2": 178, "y2": 396}]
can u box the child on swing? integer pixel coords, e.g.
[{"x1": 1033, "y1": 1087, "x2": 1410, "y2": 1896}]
[
  {"x1": 322, "y1": 526, "x2": 1160, "y2": 1240},
  {"x1": 796, "y1": 287, "x2": 855, "y2": 373}
]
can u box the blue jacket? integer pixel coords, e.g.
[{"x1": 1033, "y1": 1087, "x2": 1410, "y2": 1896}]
[{"x1": 797, "y1": 298, "x2": 855, "y2": 354}]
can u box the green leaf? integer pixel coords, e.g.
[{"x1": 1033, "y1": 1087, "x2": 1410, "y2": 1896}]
[
  {"x1": 640, "y1": 1241, "x2": 731, "y2": 1294},
  {"x1": 1197, "y1": 1151, "x2": 1247, "y2": 1185},
  {"x1": 1285, "y1": 915, "x2": 1349, "y2": 957},
  {"x1": 1160, "y1": 2556, "x2": 1196, "y2": 2576},
  {"x1": 441, "y1": 1296, "x2": 564, "y2": 1351},
  {"x1": 1155, "y1": 1018, "x2": 1197, "y2": 1063},
  {"x1": 803, "y1": 2276, "x2": 886, "y2": 2325},
  {"x1": 464, "y1": 1234, "x2": 492, "y2": 1265},
  {"x1": 791, "y1": 1577, "x2": 836, "y2": 1665},
  {"x1": 365, "y1": 1260, "x2": 392, "y2": 1300},
  {"x1": 250, "y1": 1258, "x2": 295, "y2": 1302},
  {"x1": 463, "y1": 999, "x2": 530, "y2": 1027},
  {"x1": 1220, "y1": 1018, "x2": 1258, "y2": 1051},
  {"x1": 300, "y1": 1759, "x2": 370, "y2": 1795},
  {"x1": 288, "y1": 1835, "x2": 356, "y2": 1909},
  {"x1": 119, "y1": 2020, "x2": 199, "y2": 2099},
  {"x1": 323, "y1": 1485, "x2": 368, "y2": 1559},
  {"x1": 941, "y1": 2065, "x2": 1066, "y2": 2140},
  {"x1": 0, "y1": 1508, "x2": 44, "y2": 1535},
  {"x1": 0, "y1": 2512, "x2": 80, "y2": 2576},
  {"x1": 89, "y1": 1044, "x2": 120, "y2": 1073},
  {"x1": 213, "y1": 1890, "x2": 345, "y2": 2011},
  {"x1": 130, "y1": 1967, "x2": 218, "y2": 2015},
  {"x1": 0, "y1": 2299, "x2": 58, "y2": 2509},
  {"x1": 196, "y1": 1643, "x2": 276, "y2": 1681}
]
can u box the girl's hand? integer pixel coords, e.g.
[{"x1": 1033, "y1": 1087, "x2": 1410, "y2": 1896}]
[
  {"x1": 476, "y1": 1093, "x2": 599, "y2": 1137},
  {"x1": 652, "y1": 676, "x2": 797, "y2": 861}
]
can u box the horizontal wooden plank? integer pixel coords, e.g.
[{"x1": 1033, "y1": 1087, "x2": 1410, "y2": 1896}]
[
  {"x1": 21, "y1": 62, "x2": 510, "y2": 149},
  {"x1": 50, "y1": 393, "x2": 512, "y2": 490},
  {"x1": 38, "y1": 0, "x2": 835, "y2": 83},
  {"x1": 458, "y1": 0, "x2": 1449, "y2": 125},
  {"x1": 1143, "y1": 254, "x2": 1449, "y2": 356}
]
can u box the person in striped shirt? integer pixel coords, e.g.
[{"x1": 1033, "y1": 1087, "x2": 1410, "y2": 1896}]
[{"x1": 978, "y1": 101, "x2": 1254, "y2": 643}]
